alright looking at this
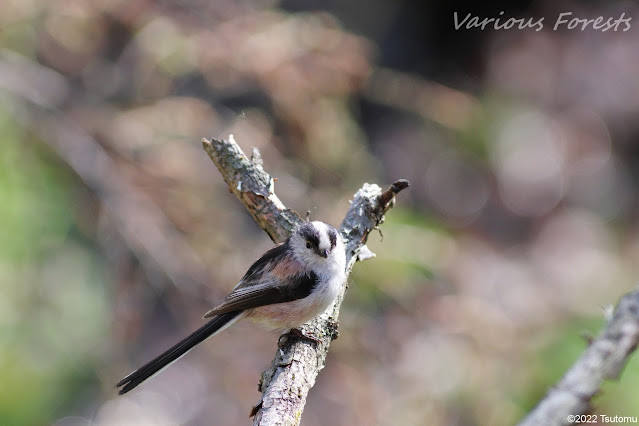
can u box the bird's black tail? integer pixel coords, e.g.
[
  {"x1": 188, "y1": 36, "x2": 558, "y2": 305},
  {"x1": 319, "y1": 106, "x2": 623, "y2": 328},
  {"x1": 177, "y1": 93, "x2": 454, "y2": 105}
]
[{"x1": 116, "y1": 311, "x2": 241, "y2": 395}]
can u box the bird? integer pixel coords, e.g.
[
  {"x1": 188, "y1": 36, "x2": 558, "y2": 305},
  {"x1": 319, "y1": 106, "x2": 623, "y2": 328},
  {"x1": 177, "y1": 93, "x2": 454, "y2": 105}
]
[{"x1": 116, "y1": 221, "x2": 346, "y2": 395}]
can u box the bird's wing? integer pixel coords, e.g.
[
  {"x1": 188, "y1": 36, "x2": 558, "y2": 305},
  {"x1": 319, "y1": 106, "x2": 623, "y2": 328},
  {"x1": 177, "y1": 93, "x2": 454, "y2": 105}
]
[{"x1": 203, "y1": 242, "x2": 318, "y2": 318}]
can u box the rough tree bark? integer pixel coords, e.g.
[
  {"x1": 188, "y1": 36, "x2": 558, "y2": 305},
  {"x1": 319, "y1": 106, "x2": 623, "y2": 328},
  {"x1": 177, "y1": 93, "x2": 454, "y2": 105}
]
[
  {"x1": 202, "y1": 135, "x2": 409, "y2": 426},
  {"x1": 518, "y1": 286, "x2": 639, "y2": 426}
]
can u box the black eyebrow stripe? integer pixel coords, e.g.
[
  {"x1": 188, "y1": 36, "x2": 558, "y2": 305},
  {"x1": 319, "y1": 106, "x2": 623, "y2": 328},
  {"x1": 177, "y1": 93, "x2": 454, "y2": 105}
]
[
  {"x1": 298, "y1": 223, "x2": 320, "y2": 247},
  {"x1": 308, "y1": 234, "x2": 319, "y2": 247},
  {"x1": 328, "y1": 228, "x2": 337, "y2": 249}
]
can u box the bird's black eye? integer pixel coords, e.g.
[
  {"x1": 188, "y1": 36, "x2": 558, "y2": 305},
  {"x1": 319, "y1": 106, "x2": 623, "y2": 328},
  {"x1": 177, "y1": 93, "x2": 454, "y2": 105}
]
[{"x1": 306, "y1": 241, "x2": 312, "y2": 249}]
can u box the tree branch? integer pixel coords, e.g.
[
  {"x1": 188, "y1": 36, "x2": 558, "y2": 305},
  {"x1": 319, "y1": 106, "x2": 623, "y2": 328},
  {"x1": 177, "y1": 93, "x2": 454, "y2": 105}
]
[
  {"x1": 202, "y1": 135, "x2": 303, "y2": 244},
  {"x1": 518, "y1": 286, "x2": 639, "y2": 426},
  {"x1": 202, "y1": 135, "x2": 409, "y2": 425}
]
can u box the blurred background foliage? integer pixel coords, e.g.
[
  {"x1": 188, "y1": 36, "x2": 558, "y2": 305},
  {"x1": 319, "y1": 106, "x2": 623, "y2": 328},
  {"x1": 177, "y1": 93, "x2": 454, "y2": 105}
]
[{"x1": 1, "y1": 0, "x2": 639, "y2": 425}]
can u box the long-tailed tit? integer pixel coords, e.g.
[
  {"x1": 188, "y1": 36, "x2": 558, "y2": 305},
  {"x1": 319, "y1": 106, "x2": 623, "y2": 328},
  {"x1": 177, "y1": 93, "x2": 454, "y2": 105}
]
[{"x1": 116, "y1": 221, "x2": 346, "y2": 395}]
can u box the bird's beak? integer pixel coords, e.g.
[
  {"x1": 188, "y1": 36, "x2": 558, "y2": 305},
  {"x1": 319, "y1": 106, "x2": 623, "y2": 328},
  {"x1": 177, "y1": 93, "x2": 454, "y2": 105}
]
[{"x1": 320, "y1": 249, "x2": 329, "y2": 258}]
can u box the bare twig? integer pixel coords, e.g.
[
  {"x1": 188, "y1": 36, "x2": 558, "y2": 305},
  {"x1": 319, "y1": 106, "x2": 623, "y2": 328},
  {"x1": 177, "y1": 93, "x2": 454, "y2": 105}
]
[
  {"x1": 202, "y1": 136, "x2": 409, "y2": 425},
  {"x1": 202, "y1": 135, "x2": 302, "y2": 244},
  {"x1": 518, "y1": 286, "x2": 639, "y2": 426}
]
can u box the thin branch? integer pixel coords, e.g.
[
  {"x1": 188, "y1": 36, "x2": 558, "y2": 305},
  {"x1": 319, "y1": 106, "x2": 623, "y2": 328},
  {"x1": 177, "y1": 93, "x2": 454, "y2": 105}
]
[
  {"x1": 202, "y1": 136, "x2": 409, "y2": 425},
  {"x1": 202, "y1": 135, "x2": 302, "y2": 244},
  {"x1": 518, "y1": 286, "x2": 639, "y2": 426}
]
